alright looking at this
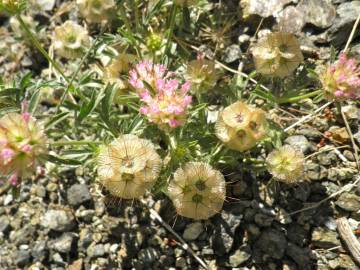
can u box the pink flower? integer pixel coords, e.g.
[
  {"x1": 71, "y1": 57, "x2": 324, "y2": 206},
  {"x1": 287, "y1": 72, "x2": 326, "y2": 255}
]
[
  {"x1": 129, "y1": 61, "x2": 192, "y2": 129},
  {"x1": 9, "y1": 173, "x2": 18, "y2": 186},
  {"x1": 320, "y1": 53, "x2": 360, "y2": 101},
  {"x1": 1, "y1": 148, "x2": 15, "y2": 165}
]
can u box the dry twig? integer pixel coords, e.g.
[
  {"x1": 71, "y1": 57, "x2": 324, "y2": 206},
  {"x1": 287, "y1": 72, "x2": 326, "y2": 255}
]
[{"x1": 336, "y1": 217, "x2": 360, "y2": 266}]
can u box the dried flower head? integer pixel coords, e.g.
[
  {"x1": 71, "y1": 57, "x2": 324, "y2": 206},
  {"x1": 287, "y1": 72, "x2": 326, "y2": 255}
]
[
  {"x1": 97, "y1": 134, "x2": 162, "y2": 199},
  {"x1": 129, "y1": 61, "x2": 192, "y2": 129},
  {"x1": 252, "y1": 32, "x2": 303, "y2": 77},
  {"x1": 168, "y1": 162, "x2": 226, "y2": 220},
  {"x1": 215, "y1": 101, "x2": 268, "y2": 152},
  {"x1": 0, "y1": 113, "x2": 47, "y2": 186},
  {"x1": 53, "y1": 21, "x2": 90, "y2": 59},
  {"x1": 266, "y1": 145, "x2": 304, "y2": 183},
  {"x1": 185, "y1": 58, "x2": 219, "y2": 93},
  {"x1": 76, "y1": 0, "x2": 116, "y2": 23},
  {"x1": 103, "y1": 53, "x2": 136, "y2": 96},
  {"x1": 320, "y1": 53, "x2": 360, "y2": 101}
]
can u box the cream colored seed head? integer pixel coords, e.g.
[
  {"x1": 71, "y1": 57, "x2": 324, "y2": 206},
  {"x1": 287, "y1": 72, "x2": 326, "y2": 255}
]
[
  {"x1": 53, "y1": 21, "x2": 90, "y2": 59},
  {"x1": 174, "y1": 0, "x2": 197, "y2": 6},
  {"x1": 97, "y1": 134, "x2": 162, "y2": 199},
  {"x1": 252, "y1": 32, "x2": 303, "y2": 78},
  {"x1": 215, "y1": 101, "x2": 268, "y2": 152},
  {"x1": 185, "y1": 59, "x2": 219, "y2": 93},
  {"x1": 266, "y1": 145, "x2": 305, "y2": 183},
  {"x1": 76, "y1": 0, "x2": 116, "y2": 24},
  {"x1": 168, "y1": 162, "x2": 226, "y2": 220}
]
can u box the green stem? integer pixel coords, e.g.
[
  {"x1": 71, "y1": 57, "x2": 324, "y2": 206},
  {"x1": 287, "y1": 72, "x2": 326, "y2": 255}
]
[
  {"x1": 277, "y1": 89, "x2": 323, "y2": 104},
  {"x1": 119, "y1": 5, "x2": 132, "y2": 31},
  {"x1": 133, "y1": 0, "x2": 140, "y2": 32},
  {"x1": 164, "y1": 4, "x2": 178, "y2": 58},
  {"x1": 51, "y1": 140, "x2": 102, "y2": 146},
  {"x1": 16, "y1": 15, "x2": 68, "y2": 83}
]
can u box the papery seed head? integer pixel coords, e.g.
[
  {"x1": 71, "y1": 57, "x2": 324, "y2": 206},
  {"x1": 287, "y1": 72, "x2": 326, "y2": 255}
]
[
  {"x1": 97, "y1": 134, "x2": 162, "y2": 199},
  {"x1": 76, "y1": 0, "x2": 116, "y2": 23},
  {"x1": 168, "y1": 162, "x2": 226, "y2": 220},
  {"x1": 185, "y1": 59, "x2": 219, "y2": 93}
]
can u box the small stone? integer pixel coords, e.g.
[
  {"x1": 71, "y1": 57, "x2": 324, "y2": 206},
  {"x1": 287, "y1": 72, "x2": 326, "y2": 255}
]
[
  {"x1": 175, "y1": 257, "x2": 187, "y2": 268},
  {"x1": 78, "y1": 228, "x2": 93, "y2": 251},
  {"x1": 41, "y1": 209, "x2": 76, "y2": 232},
  {"x1": 276, "y1": 208, "x2": 292, "y2": 225},
  {"x1": 52, "y1": 252, "x2": 65, "y2": 265},
  {"x1": 241, "y1": 0, "x2": 292, "y2": 18},
  {"x1": 335, "y1": 193, "x2": 360, "y2": 212},
  {"x1": 32, "y1": 241, "x2": 48, "y2": 262},
  {"x1": 222, "y1": 44, "x2": 242, "y2": 63},
  {"x1": 13, "y1": 250, "x2": 31, "y2": 267},
  {"x1": 317, "y1": 152, "x2": 337, "y2": 166},
  {"x1": 255, "y1": 229, "x2": 287, "y2": 259},
  {"x1": 311, "y1": 227, "x2": 340, "y2": 248},
  {"x1": 228, "y1": 245, "x2": 251, "y2": 267},
  {"x1": 342, "y1": 105, "x2": 359, "y2": 120},
  {"x1": 183, "y1": 222, "x2": 204, "y2": 241},
  {"x1": 330, "y1": 127, "x2": 350, "y2": 143},
  {"x1": 67, "y1": 184, "x2": 92, "y2": 206},
  {"x1": 286, "y1": 243, "x2": 313, "y2": 270},
  {"x1": 297, "y1": 127, "x2": 322, "y2": 140},
  {"x1": 298, "y1": 0, "x2": 336, "y2": 28},
  {"x1": 305, "y1": 162, "x2": 328, "y2": 180},
  {"x1": 49, "y1": 233, "x2": 76, "y2": 253},
  {"x1": 285, "y1": 135, "x2": 312, "y2": 154},
  {"x1": 277, "y1": 6, "x2": 305, "y2": 33},
  {"x1": 87, "y1": 244, "x2": 106, "y2": 259},
  {"x1": 9, "y1": 224, "x2": 35, "y2": 246}
]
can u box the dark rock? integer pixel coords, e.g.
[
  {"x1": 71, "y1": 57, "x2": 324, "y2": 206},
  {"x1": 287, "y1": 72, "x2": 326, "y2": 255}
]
[
  {"x1": 67, "y1": 184, "x2": 92, "y2": 206},
  {"x1": 327, "y1": 1, "x2": 360, "y2": 47},
  {"x1": 286, "y1": 243, "x2": 313, "y2": 270},
  {"x1": 138, "y1": 247, "x2": 160, "y2": 265},
  {"x1": 0, "y1": 216, "x2": 10, "y2": 233},
  {"x1": 13, "y1": 250, "x2": 31, "y2": 267},
  {"x1": 41, "y1": 209, "x2": 76, "y2": 232},
  {"x1": 211, "y1": 211, "x2": 242, "y2": 256},
  {"x1": 255, "y1": 229, "x2": 287, "y2": 259},
  {"x1": 254, "y1": 213, "x2": 273, "y2": 227}
]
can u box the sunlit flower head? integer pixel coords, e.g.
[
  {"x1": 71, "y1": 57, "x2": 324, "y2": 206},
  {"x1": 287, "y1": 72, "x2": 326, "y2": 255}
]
[
  {"x1": 215, "y1": 101, "x2": 268, "y2": 152},
  {"x1": 0, "y1": 113, "x2": 48, "y2": 186},
  {"x1": 129, "y1": 61, "x2": 192, "y2": 129},
  {"x1": 252, "y1": 32, "x2": 303, "y2": 77},
  {"x1": 168, "y1": 162, "x2": 226, "y2": 220},
  {"x1": 266, "y1": 145, "x2": 305, "y2": 183},
  {"x1": 320, "y1": 53, "x2": 360, "y2": 101},
  {"x1": 185, "y1": 58, "x2": 219, "y2": 93},
  {"x1": 97, "y1": 134, "x2": 162, "y2": 199},
  {"x1": 76, "y1": 0, "x2": 116, "y2": 23},
  {"x1": 53, "y1": 21, "x2": 90, "y2": 59},
  {"x1": 0, "y1": 0, "x2": 26, "y2": 14}
]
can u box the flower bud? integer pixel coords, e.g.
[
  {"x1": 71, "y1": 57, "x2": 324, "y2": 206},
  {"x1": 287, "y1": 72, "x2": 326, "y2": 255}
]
[
  {"x1": 215, "y1": 101, "x2": 268, "y2": 152},
  {"x1": 168, "y1": 162, "x2": 226, "y2": 220},
  {"x1": 266, "y1": 145, "x2": 305, "y2": 183},
  {"x1": 53, "y1": 21, "x2": 90, "y2": 59},
  {"x1": 185, "y1": 59, "x2": 219, "y2": 93},
  {"x1": 0, "y1": 113, "x2": 47, "y2": 184},
  {"x1": 320, "y1": 53, "x2": 360, "y2": 101},
  {"x1": 252, "y1": 32, "x2": 303, "y2": 77},
  {"x1": 76, "y1": 0, "x2": 116, "y2": 24},
  {"x1": 97, "y1": 134, "x2": 162, "y2": 199}
]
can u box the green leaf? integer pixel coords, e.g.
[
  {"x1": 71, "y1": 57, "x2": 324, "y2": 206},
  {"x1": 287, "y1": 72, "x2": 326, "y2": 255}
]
[
  {"x1": 77, "y1": 89, "x2": 104, "y2": 123},
  {"x1": 20, "y1": 72, "x2": 32, "y2": 90},
  {"x1": 28, "y1": 89, "x2": 42, "y2": 114},
  {"x1": 0, "y1": 88, "x2": 21, "y2": 98},
  {"x1": 45, "y1": 112, "x2": 69, "y2": 130},
  {"x1": 101, "y1": 84, "x2": 117, "y2": 122},
  {"x1": 45, "y1": 154, "x2": 83, "y2": 166}
]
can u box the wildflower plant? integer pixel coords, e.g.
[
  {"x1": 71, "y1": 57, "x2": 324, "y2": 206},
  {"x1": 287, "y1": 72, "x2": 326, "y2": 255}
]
[{"x1": 76, "y1": 0, "x2": 116, "y2": 24}]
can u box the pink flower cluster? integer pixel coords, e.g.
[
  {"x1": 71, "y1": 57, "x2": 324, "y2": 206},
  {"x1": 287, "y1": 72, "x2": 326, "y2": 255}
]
[
  {"x1": 129, "y1": 61, "x2": 192, "y2": 129},
  {"x1": 321, "y1": 53, "x2": 360, "y2": 101},
  {"x1": 0, "y1": 112, "x2": 47, "y2": 186}
]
